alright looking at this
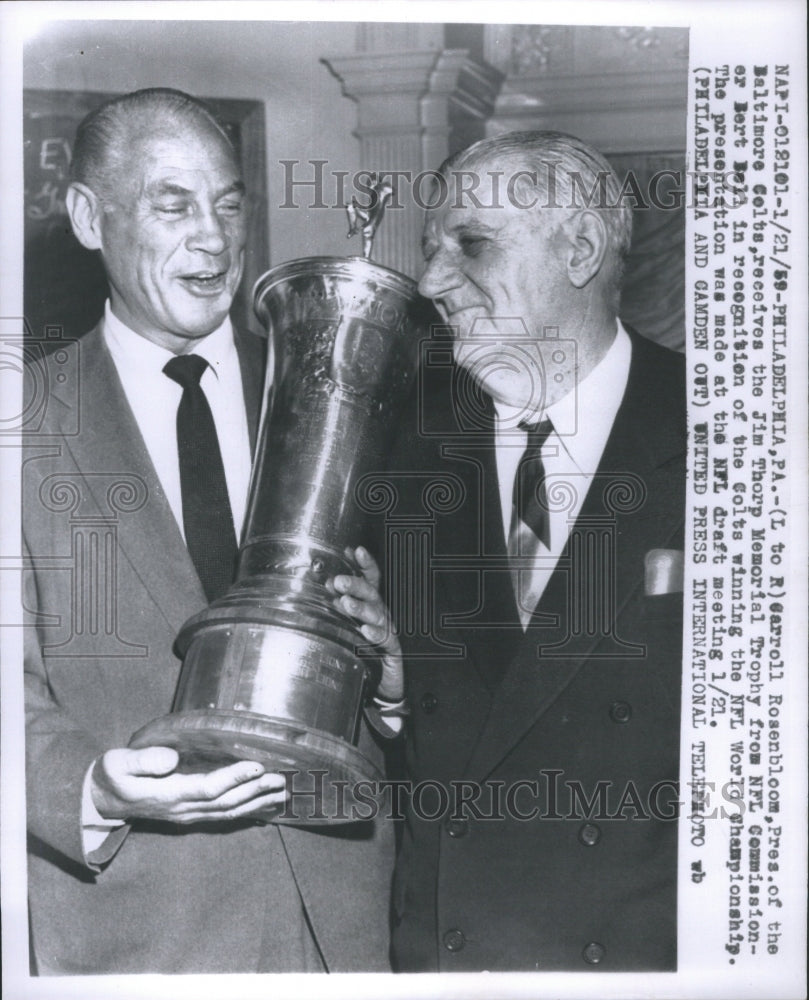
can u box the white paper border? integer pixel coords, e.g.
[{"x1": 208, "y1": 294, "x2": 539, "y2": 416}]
[{"x1": 2, "y1": 3, "x2": 806, "y2": 999}]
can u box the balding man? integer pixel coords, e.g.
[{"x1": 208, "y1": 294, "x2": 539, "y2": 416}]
[
  {"x1": 385, "y1": 131, "x2": 685, "y2": 971},
  {"x1": 23, "y1": 88, "x2": 395, "y2": 974}
]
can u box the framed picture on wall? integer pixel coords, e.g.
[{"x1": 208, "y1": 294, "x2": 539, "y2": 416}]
[{"x1": 23, "y1": 89, "x2": 269, "y2": 349}]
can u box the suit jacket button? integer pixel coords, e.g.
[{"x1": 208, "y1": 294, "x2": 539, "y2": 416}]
[
  {"x1": 445, "y1": 817, "x2": 469, "y2": 838},
  {"x1": 443, "y1": 928, "x2": 466, "y2": 952},
  {"x1": 582, "y1": 941, "x2": 605, "y2": 964},
  {"x1": 578, "y1": 822, "x2": 601, "y2": 846},
  {"x1": 420, "y1": 693, "x2": 438, "y2": 714},
  {"x1": 609, "y1": 700, "x2": 632, "y2": 723}
]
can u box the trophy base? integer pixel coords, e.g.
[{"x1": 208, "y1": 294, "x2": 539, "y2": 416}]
[{"x1": 129, "y1": 709, "x2": 383, "y2": 826}]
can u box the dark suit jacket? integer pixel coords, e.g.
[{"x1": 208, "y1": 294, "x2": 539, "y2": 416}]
[
  {"x1": 23, "y1": 323, "x2": 393, "y2": 974},
  {"x1": 384, "y1": 328, "x2": 685, "y2": 972}
]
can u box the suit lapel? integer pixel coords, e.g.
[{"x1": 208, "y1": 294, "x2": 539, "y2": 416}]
[
  {"x1": 59, "y1": 326, "x2": 206, "y2": 636},
  {"x1": 463, "y1": 332, "x2": 686, "y2": 780},
  {"x1": 57, "y1": 324, "x2": 270, "y2": 637},
  {"x1": 426, "y1": 371, "x2": 524, "y2": 689}
]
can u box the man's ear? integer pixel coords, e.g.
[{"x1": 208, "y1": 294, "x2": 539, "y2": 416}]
[
  {"x1": 65, "y1": 182, "x2": 105, "y2": 251},
  {"x1": 563, "y1": 210, "x2": 609, "y2": 288}
]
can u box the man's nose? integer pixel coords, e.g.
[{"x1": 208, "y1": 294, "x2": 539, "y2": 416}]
[
  {"x1": 187, "y1": 206, "x2": 229, "y2": 255},
  {"x1": 418, "y1": 250, "x2": 459, "y2": 302}
]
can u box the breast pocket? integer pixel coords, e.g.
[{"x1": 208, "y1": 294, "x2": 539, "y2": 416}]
[{"x1": 637, "y1": 592, "x2": 684, "y2": 713}]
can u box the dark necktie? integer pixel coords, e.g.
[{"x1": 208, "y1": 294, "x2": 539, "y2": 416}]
[
  {"x1": 510, "y1": 419, "x2": 554, "y2": 549},
  {"x1": 163, "y1": 354, "x2": 238, "y2": 602},
  {"x1": 507, "y1": 420, "x2": 553, "y2": 609}
]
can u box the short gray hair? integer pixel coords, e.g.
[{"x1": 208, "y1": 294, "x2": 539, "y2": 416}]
[
  {"x1": 70, "y1": 87, "x2": 234, "y2": 200},
  {"x1": 442, "y1": 130, "x2": 633, "y2": 295}
]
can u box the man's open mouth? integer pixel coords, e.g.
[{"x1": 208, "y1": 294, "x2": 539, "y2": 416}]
[{"x1": 179, "y1": 271, "x2": 228, "y2": 295}]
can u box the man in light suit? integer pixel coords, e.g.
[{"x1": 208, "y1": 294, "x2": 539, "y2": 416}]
[
  {"x1": 385, "y1": 131, "x2": 685, "y2": 971},
  {"x1": 23, "y1": 88, "x2": 398, "y2": 975}
]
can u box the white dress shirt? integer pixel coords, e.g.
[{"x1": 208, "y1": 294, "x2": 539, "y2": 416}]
[
  {"x1": 83, "y1": 304, "x2": 254, "y2": 854},
  {"x1": 494, "y1": 321, "x2": 632, "y2": 627},
  {"x1": 103, "y1": 302, "x2": 253, "y2": 539}
]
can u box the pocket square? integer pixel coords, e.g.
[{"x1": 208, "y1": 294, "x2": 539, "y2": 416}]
[{"x1": 644, "y1": 548, "x2": 684, "y2": 595}]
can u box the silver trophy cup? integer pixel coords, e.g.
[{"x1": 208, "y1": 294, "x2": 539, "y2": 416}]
[{"x1": 130, "y1": 251, "x2": 431, "y2": 823}]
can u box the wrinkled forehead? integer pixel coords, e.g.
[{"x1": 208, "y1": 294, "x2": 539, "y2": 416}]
[
  {"x1": 117, "y1": 123, "x2": 241, "y2": 198},
  {"x1": 442, "y1": 153, "x2": 525, "y2": 207},
  {"x1": 420, "y1": 154, "x2": 508, "y2": 217},
  {"x1": 422, "y1": 153, "x2": 541, "y2": 239}
]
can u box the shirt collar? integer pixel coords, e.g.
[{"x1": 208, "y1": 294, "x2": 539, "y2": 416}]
[
  {"x1": 494, "y1": 320, "x2": 632, "y2": 473},
  {"x1": 102, "y1": 301, "x2": 236, "y2": 380}
]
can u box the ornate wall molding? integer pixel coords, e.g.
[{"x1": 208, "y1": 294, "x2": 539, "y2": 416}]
[
  {"x1": 492, "y1": 69, "x2": 688, "y2": 154},
  {"x1": 486, "y1": 24, "x2": 688, "y2": 77},
  {"x1": 486, "y1": 24, "x2": 688, "y2": 153}
]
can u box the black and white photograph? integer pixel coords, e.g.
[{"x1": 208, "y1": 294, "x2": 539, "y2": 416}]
[{"x1": 1, "y1": 3, "x2": 805, "y2": 999}]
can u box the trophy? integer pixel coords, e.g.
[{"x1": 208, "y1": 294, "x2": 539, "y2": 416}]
[{"x1": 130, "y1": 181, "x2": 432, "y2": 823}]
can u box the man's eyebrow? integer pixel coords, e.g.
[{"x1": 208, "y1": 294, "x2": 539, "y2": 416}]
[
  {"x1": 218, "y1": 180, "x2": 246, "y2": 198},
  {"x1": 421, "y1": 220, "x2": 496, "y2": 255},
  {"x1": 148, "y1": 181, "x2": 193, "y2": 198},
  {"x1": 447, "y1": 220, "x2": 496, "y2": 237},
  {"x1": 147, "y1": 179, "x2": 246, "y2": 198}
]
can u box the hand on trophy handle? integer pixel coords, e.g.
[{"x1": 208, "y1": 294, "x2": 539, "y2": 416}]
[
  {"x1": 331, "y1": 546, "x2": 404, "y2": 702},
  {"x1": 90, "y1": 746, "x2": 288, "y2": 825}
]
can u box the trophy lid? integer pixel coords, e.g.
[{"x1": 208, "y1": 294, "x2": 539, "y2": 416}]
[{"x1": 252, "y1": 175, "x2": 426, "y2": 319}]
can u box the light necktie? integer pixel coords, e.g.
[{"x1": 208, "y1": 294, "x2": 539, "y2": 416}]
[
  {"x1": 508, "y1": 419, "x2": 553, "y2": 599},
  {"x1": 163, "y1": 354, "x2": 238, "y2": 602}
]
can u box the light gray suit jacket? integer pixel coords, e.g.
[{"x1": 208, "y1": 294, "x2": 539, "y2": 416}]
[{"x1": 23, "y1": 324, "x2": 393, "y2": 974}]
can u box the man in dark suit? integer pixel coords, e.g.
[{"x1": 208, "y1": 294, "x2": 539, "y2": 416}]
[
  {"x1": 385, "y1": 130, "x2": 685, "y2": 971},
  {"x1": 23, "y1": 88, "x2": 397, "y2": 974}
]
